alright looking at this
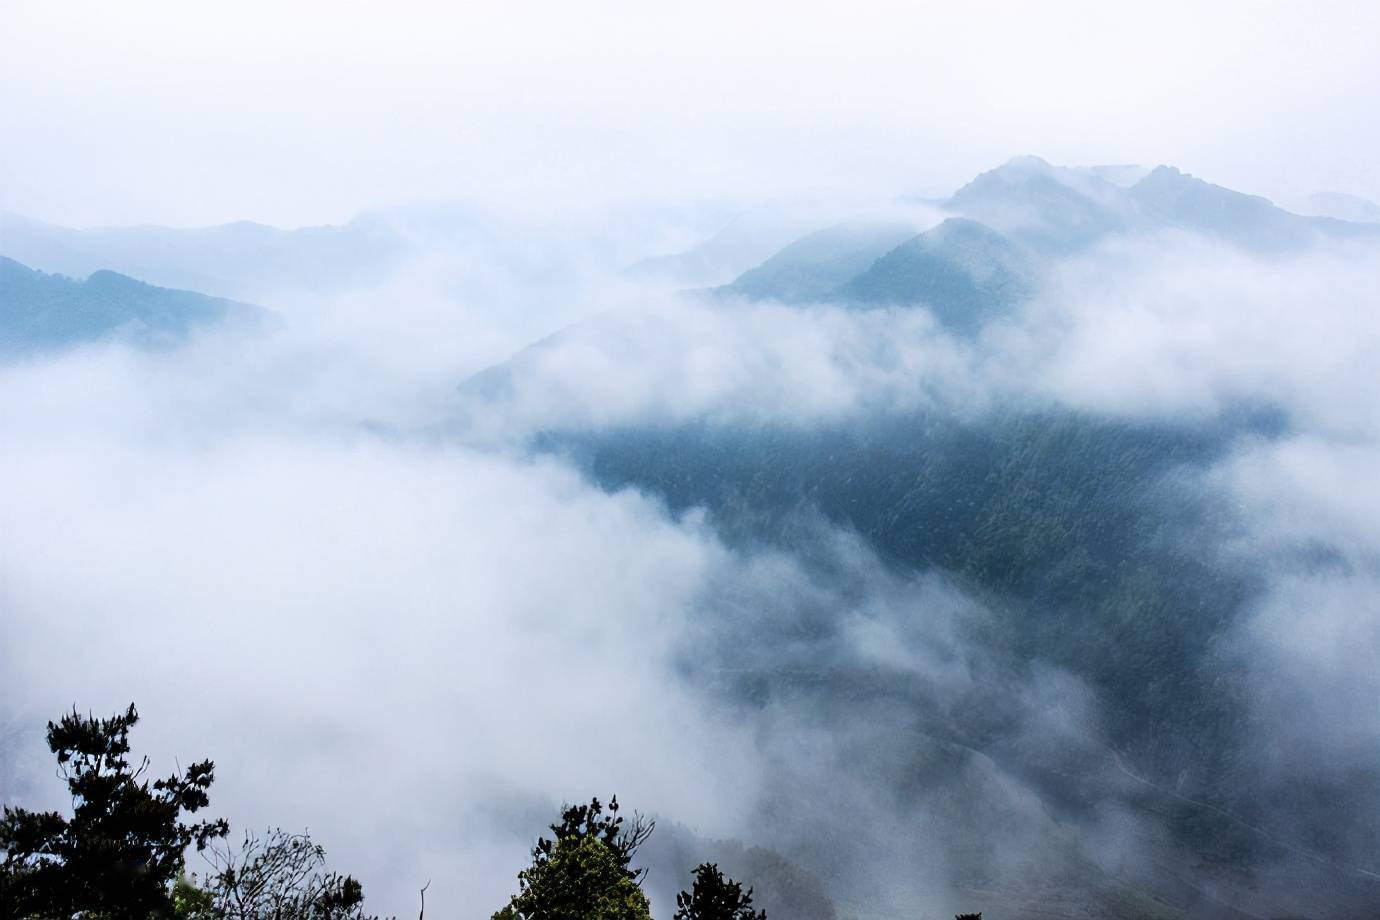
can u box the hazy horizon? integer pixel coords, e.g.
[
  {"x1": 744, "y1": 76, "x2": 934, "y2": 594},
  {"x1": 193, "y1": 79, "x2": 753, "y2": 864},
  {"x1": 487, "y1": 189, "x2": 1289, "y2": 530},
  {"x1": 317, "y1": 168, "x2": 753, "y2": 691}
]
[{"x1": 5, "y1": 1, "x2": 1380, "y2": 228}]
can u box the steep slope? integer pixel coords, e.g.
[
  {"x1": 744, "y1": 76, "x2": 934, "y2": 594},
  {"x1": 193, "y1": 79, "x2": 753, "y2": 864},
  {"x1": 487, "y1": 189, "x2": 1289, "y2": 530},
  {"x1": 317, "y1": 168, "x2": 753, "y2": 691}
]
[
  {"x1": 534, "y1": 407, "x2": 1379, "y2": 914},
  {"x1": 943, "y1": 157, "x2": 1380, "y2": 255},
  {"x1": 1078, "y1": 163, "x2": 1151, "y2": 188},
  {"x1": 944, "y1": 155, "x2": 1133, "y2": 252},
  {"x1": 1128, "y1": 166, "x2": 1380, "y2": 252},
  {"x1": 719, "y1": 222, "x2": 917, "y2": 303},
  {"x1": 0, "y1": 256, "x2": 265, "y2": 356},
  {"x1": 836, "y1": 218, "x2": 1035, "y2": 332},
  {"x1": 625, "y1": 207, "x2": 825, "y2": 288},
  {"x1": 1302, "y1": 191, "x2": 1380, "y2": 224}
]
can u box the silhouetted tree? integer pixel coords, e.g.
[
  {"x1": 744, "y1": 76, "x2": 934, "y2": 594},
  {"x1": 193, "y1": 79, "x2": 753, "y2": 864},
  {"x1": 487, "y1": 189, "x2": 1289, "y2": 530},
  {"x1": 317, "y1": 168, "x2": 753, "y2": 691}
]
[
  {"x1": 0, "y1": 703, "x2": 228, "y2": 918},
  {"x1": 493, "y1": 796, "x2": 654, "y2": 920},
  {"x1": 192, "y1": 828, "x2": 375, "y2": 919},
  {"x1": 955, "y1": 913, "x2": 982, "y2": 920},
  {"x1": 674, "y1": 863, "x2": 765, "y2": 920}
]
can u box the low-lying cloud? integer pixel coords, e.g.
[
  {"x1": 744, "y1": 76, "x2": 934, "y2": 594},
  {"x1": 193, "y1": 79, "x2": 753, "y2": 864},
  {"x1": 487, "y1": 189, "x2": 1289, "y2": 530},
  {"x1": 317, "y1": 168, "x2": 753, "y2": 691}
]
[{"x1": 4, "y1": 203, "x2": 1380, "y2": 916}]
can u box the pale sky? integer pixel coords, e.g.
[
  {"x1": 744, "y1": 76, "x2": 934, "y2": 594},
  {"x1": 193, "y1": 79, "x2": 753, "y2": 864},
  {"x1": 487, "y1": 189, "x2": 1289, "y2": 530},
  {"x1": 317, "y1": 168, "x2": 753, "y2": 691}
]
[{"x1": 3, "y1": 0, "x2": 1379, "y2": 227}]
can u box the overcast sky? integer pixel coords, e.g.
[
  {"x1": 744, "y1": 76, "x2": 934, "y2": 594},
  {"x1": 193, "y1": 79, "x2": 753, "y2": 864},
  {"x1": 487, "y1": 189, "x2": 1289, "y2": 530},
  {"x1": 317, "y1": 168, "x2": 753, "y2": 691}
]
[{"x1": 3, "y1": 0, "x2": 1380, "y2": 227}]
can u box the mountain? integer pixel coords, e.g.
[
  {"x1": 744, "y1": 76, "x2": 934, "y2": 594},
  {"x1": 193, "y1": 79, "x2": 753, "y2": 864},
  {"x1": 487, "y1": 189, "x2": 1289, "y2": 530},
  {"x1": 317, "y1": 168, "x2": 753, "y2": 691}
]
[
  {"x1": 718, "y1": 222, "x2": 917, "y2": 303},
  {"x1": 1126, "y1": 165, "x2": 1380, "y2": 252},
  {"x1": 943, "y1": 156, "x2": 1380, "y2": 254},
  {"x1": 836, "y1": 218, "x2": 1035, "y2": 332},
  {"x1": 712, "y1": 214, "x2": 1035, "y2": 333},
  {"x1": 944, "y1": 155, "x2": 1133, "y2": 252},
  {"x1": 1301, "y1": 190, "x2": 1380, "y2": 224},
  {"x1": 0, "y1": 256, "x2": 266, "y2": 357},
  {"x1": 0, "y1": 211, "x2": 411, "y2": 302},
  {"x1": 521, "y1": 405, "x2": 1380, "y2": 916},
  {"x1": 624, "y1": 206, "x2": 827, "y2": 288},
  {"x1": 448, "y1": 156, "x2": 1380, "y2": 917},
  {"x1": 1078, "y1": 163, "x2": 1151, "y2": 187}
]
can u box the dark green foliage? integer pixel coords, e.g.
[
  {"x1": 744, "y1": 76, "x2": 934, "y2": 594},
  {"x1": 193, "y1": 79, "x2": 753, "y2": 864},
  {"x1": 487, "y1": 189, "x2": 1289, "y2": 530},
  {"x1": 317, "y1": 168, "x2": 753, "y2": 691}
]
[
  {"x1": 538, "y1": 796, "x2": 655, "y2": 884},
  {"x1": 493, "y1": 797, "x2": 656, "y2": 920},
  {"x1": 639, "y1": 824, "x2": 836, "y2": 920},
  {"x1": 546, "y1": 406, "x2": 1281, "y2": 848},
  {"x1": 172, "y1": 872, "x2": 216, "y2": 919},
  {"x1": 493, "y1": 834, "x2": 651, "y2": 920},
  {"x1": 674, "y1": 864, "x2": 765, "y2": 920},
  {"x1": 0, "y1": 703, "x2": 228, "y2": 918}
]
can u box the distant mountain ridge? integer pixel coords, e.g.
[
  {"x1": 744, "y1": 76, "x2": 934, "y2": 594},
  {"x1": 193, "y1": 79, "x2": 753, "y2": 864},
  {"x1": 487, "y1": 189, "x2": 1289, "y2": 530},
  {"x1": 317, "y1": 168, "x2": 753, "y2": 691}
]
[
  {"x1": 624, "y1": 206, "x2": 828, "y2": 288},
  {"x1": 1300, "y1": 190, "x2": 1380, "y2": 224},
  {"x1": 946, "y1": 156, "x2": 1380, "y2": 253},
  {"x1": 714, "y1": 214, "x2": 1038, "y2": 334},
  {"x1": 945, "y1": 155, "x2": 1133, "y2": 252},
  {"x1": 721, "y1": 222, "x2": 919, "y2": 304},
  {"x1": 0, "y1": 256, "x2": 266, "y2": 357},
  {"x1": 0, "y1": 210, "x2": 412, "y2": 301},
  {"x1": 1125, "y1": 164, "x2": 1379, "y2": 251},
  {"x1": 836, "y1": 218, "x2": 1036, "y2": 332},
  {"x1": 707, "y1": 156, "x2": 1380, "y2": 334}
]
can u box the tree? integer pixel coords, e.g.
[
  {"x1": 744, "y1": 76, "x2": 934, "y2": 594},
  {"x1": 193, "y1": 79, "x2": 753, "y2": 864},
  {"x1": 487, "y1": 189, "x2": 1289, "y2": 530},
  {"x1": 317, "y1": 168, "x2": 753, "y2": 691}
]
[
  {"x1": 674, "y1": 863, "x2": 765, "y2": 920},
  {"x1": 493, "y1": 797, "x2": 654, "y2": 920},
  {"x1": 193, "y1": 828, "x2": 376, "y2": 919},
  {"x1": 493, "y1": 834, "x2": 651, "y2": 920},
  {"x1": 0, "y1": 703, "x2": 228, "y2": 918}
]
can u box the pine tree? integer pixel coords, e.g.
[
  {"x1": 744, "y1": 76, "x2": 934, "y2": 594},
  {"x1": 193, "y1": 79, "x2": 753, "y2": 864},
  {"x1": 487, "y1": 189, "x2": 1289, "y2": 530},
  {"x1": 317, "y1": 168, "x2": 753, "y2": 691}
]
[
  {"x1": 0, "y1": 704, "x2": 228, "y2": 918},
  {"x1": 674, "y1": 863, "x2": 765, "y2": 920}
]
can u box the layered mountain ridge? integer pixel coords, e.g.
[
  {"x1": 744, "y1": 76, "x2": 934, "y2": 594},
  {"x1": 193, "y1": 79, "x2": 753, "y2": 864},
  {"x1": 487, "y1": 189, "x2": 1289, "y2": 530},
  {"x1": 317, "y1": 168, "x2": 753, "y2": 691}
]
[{"x1": 0, "y1": 255, "x2": 266, "y2": 357}]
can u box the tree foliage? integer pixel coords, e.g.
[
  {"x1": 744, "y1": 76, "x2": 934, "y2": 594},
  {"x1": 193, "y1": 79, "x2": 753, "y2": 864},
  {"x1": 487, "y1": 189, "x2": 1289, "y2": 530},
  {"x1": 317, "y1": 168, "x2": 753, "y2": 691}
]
[
  {"x1": 493, "y1": 797, "x2": 654, "y2": 920},
  {"x1": 493, "y1": 834, "x2": 651, "y2": 920},
  {"x1": 2, "y1": 703, "x2": 778, "y2": 920},
  {"x1": 674, "y1": 863, "x2": 765, "y2": 920},
  {"x1": 0, "y1": 703, "x2": 228, "y2": 918}
]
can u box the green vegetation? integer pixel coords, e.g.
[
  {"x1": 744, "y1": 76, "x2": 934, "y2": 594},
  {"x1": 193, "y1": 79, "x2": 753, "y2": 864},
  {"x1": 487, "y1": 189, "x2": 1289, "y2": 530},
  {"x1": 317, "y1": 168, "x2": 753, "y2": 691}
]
[
  {"x1": 0, "y1": 705, "x2": 370, "y2": 920},
  {"x1": 554, "y1": 405, "x2": 1276, "y2": 848},
  {"x1": 493, "y1": 796, "x2": 654, "y2": 920},
  {"x1": 1, "y1": 708, "x2": 798, "y2": 920},
  {"x1": 674, "y1": 864, "x2": 764, "y2": 920},
  {"x1": 0, "y1": 704, "x2": 227, "y2": 917},
  {"x1": 493, "y1": 833, "x2": 651, "y2": 920}
]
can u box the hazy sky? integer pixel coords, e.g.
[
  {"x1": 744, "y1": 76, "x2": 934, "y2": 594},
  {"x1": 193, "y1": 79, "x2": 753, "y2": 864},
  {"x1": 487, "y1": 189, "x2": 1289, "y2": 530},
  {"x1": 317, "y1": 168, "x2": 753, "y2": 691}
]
[{"x1": 4, "y1": 0, "x2": 1380, "y2": 227}]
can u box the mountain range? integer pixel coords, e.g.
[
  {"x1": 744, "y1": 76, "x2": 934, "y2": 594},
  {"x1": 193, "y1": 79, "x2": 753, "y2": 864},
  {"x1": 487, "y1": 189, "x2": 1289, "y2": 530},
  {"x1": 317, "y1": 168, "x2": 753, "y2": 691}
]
[
  {"x1": 6, "y1": 159, "x2": 1380, "y2": 915},
  {"x1": 0, "y1": 255, "x2": 265, "y2": 358},
  {"x1": 703, "y1": 156, "x2": 1380, "y2": 335}
]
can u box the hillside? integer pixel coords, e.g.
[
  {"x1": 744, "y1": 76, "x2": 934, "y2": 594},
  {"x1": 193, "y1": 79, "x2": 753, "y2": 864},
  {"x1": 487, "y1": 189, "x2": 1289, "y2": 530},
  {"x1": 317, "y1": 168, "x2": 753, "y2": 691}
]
[
  {"x1": 718, "y1": 222, "x2": 917, "y2": 303},
  {"x1": 0, "y1": 256, "x2": 266, "y2": 356},
  {"x1": 837, "y1": 217, "x2": 1035, "y2": 331}
]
